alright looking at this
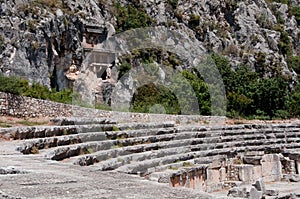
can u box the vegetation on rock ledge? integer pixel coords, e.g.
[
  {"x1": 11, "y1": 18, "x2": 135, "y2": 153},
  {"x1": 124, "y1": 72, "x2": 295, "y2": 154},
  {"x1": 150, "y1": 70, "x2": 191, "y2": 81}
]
[{"x1": 0, "y1": 75, "x2": 74, "y2": 104}]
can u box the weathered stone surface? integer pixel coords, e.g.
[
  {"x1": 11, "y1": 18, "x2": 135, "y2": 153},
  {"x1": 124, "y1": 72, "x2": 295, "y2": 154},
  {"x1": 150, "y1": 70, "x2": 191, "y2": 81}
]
[
  {"x1": 0, "y1": 166, "x2": 28, "y2": 175},
  {"x1": 0, "y1": 0, "x2": 299, "y2": 111},
  {"x1": 50, "y1": 117, "x2": 115, "y2": 126},
  {"x1": 265, "y1": 189, "x2": 279, "y2": 196},
  {"x1": 227, "y1": 187, "x2": 249, "y2": 198},
  {"x1": 1, "y1": 114, "x2": 300, "y2": 198},
  {"x1": 253, "y1": 178, "x2": 266, "y2": 193},
  {"x1": 249, "y1": 186, "x2": 263, "y2": 199},
  {"x1": 243, "y1": 156, "x2": 262, "y2": 165},
  {"x1": 283, "y1": 174, "x2": 300, "y2": 182},
  {"x1": 149, "y1": 171, "x2": 171, "y2": 183},
  {"x1": 252, "y1": 165, "x2": 262, "y2": 181},
  {"x1": 234, "y1": 164, "x2": 254, "y2": 183},
  {"x1": 261, "y1": 154, "x2": 282, "y2": 182}
]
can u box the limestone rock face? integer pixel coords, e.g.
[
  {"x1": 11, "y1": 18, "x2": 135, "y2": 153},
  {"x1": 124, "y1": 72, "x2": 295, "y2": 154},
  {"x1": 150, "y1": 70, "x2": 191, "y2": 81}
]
[{"x1": 0, "y1": 0, "x2": 299, "y2": 94}]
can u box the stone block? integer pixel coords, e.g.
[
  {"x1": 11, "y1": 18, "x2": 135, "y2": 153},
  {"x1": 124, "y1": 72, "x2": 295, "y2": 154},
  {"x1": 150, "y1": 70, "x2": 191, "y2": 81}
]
[
  {"x1": 297, "y1": 159, "x2": 300, "y2": 175},
  {"x1": 236, "y1": 164, "x2": 254, "y2": 183},
  {"x1": 193, "y1": 169, "x2": 206, "y2": 192},
  {"x1": 252, "y1": 165, "x2": 262, "y2": 181},
  {"x1": 219, "y1": 167, "x2": 227, "y2": 182},
  {"x1": 206, "y1": 169, "x2": 220, "y2": 185},
  {"x1": 206, "y1": 169, "x2": 223, "y2": 192},
  {"x1": 261, "y1": 154, "x2": 282, "y2": 182},
  {"x1": 246, "y1": 151, "x2": 265, "y2": 156}
]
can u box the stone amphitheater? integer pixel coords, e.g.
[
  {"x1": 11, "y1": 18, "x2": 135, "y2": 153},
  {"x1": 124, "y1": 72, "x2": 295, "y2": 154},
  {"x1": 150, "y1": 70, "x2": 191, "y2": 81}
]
[{"x1": 1, "y1": 113, "x2": 300, "y2": 199}]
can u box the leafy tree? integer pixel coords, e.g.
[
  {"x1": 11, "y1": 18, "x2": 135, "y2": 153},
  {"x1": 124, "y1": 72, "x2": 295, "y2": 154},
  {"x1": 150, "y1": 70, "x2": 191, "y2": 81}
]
[
  {"x1": 211, "y1": 53, "x2": 296, "y2": 119},
  {"x1": 181, "y1": 70, "x2": 211, "y2": 115},
  {"x1": 130, "y1": 83, "x2": 180, "y2": 114}
]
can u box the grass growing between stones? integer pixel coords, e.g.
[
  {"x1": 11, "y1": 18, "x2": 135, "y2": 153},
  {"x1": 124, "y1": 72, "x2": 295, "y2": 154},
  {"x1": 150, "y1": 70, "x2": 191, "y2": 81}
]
[
  {"x1": 0, "y1": 117, "x2": 49, "y2": 127},
  {"x1": 30, "y1": 146, "x2": 39, "y2": 154},
  {"x1": 17, "y1": 120, "x2": 49, "y2": 126}
]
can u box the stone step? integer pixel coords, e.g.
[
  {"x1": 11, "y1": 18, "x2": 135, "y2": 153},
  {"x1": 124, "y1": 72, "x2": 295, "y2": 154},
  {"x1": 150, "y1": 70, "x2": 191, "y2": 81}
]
[
  {"x1": 18, "y1": 125, "x2": 300, "y2": 154},
  {"x1": 2, "y1": 121, "x2": 175, "y2": 140},
  {"x1": 87, "y1": 146, "x2": 192, "y2": 171},
  {"x1": 109, "y1": 143, "x2": 300, "y2": 174},
  {"x1": 50, "y1": 117, "x2": 116, "y2": 126},
  {"x1": 44, "y1": 132, "x2": 206, "y2": 160},
  {"x1": 153, "y1": 155, "x2": 227, "y2": 173},
  {"x1": 44, "y1": 128, "x2": 300, "y2": 161},
  {"x1": 74, "y1": 139, "x2": 300, "y2": 170},
  {"x1": 17, "y1": 127, "x2": 177, "y2": 154}
]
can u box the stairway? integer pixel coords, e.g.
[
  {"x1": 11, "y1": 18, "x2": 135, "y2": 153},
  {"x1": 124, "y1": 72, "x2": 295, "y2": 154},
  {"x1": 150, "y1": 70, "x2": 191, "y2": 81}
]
[{"x1": 9, "y1": 118, "x2": 300, "y2": 192}]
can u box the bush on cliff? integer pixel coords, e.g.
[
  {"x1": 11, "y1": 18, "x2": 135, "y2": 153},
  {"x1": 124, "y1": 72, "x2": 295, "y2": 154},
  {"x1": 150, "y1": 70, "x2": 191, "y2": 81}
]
[{"x1": 0, "y1": 75, "x2": 73, "y2": 104}]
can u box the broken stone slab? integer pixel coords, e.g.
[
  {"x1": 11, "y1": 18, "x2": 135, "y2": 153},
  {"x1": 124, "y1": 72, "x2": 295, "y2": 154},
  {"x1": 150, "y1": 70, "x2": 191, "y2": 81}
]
[
  {"x1": 283, "y1": 174, "x2": 300, "y2": 182},
  {"x1": 227, "y1": 187, "x2": 249, "y2": 198},
  {"x1": 0, "y1": 166, "x2": 28, "y2": 175},
  {"x1": 252, "y1": 178, "x2": 266, "y2": 193},
  {"x1": 265, "y1": 189, "x2": 279, "y2": 196},
  {"x1": 249, "y1": 186, "x2": 263, "y2": 199},
  {"x1": 148, "y1": 171, "x2": 173, "y2": 183},
  {"x1": 223, "y1": 181, "x2": 243, "y2": 189}
]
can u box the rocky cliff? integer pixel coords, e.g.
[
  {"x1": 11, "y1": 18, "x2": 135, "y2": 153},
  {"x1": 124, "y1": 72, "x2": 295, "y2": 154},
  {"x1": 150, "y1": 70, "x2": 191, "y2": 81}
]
[{"x1": 0, "y1": 0, "x2": 299, "y2": 98}]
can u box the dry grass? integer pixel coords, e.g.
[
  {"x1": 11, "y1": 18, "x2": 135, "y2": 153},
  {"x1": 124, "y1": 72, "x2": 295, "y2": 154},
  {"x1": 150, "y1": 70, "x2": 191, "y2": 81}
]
[{"x1": 0, "y1": 116, "x2": 50, "y2": 127}]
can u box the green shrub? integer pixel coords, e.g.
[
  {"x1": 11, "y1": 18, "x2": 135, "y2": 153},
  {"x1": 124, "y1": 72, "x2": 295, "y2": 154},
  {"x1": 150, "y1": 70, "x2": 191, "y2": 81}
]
[
  {"x1": 290, "y1": 6, "x2": 300, "y2": 24},
  {"x1": 287, "y1": 86, "x2": 300, "y2": 117},
  {"x1": 131, "y1": 83, "x2": 180, "y2": 114},
  {"x1": 117, "y1": 61, "x2": 132, "y2": 79},
  {"x1": 0, "y1": 75, "x2": 74, "y2": 104},
  {"x1": 274, "y1": 25, "x2": 292, "y2": 56},
  {"x1": 188, "y1": 14, "x2": 200, "y2": 28},
  {"x1": 113, "y1": 2, "x2": 153, "y2": 33},
  {"x1": 0, "y1": 76, "x2": 29, "y2": 95},
  {"x1": 167, "y1": 0, "x2": 178, "y2": 9},
  {"x1": 287, "y1": 55, "x2": 300, "y2": 74},
  {"x1": 265, "y1": 0, "x2": 289, "y2": 4}
]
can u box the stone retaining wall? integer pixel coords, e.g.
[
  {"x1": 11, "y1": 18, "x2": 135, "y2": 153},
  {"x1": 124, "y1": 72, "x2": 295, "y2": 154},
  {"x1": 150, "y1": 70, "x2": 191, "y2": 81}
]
[
  {"x1": 0, "y1": 92, "x2": 72, "y2": 118},
  {"x1": 0, "y1": 92, "x2": 225, "y2": 124},
  {"x1": 170, "y1": 153, "x2": 299, "y2": 193}
]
